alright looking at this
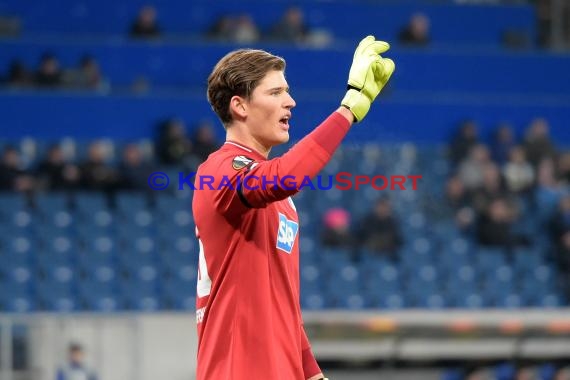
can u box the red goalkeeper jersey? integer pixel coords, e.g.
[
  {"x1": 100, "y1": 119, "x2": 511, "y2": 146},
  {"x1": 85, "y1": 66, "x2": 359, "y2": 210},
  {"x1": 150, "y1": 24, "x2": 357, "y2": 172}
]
[{"x1": 192, "y1": 111, "x2": 350, "y2": 380}]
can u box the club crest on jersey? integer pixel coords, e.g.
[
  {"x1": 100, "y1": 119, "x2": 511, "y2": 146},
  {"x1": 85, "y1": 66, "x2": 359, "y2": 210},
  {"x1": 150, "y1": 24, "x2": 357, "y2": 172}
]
[
  {"x1": 232, "y1": 155, "x2": 254, "y2": 170},
  {"x1": 276, "y1": 213, "x2": 299, "y2": 254}
]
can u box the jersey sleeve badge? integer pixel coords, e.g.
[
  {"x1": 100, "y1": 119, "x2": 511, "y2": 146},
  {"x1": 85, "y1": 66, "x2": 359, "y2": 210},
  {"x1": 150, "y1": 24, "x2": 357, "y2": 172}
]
[{"x1": 232, "y1": 155, "x2": 255, "y2": 170}]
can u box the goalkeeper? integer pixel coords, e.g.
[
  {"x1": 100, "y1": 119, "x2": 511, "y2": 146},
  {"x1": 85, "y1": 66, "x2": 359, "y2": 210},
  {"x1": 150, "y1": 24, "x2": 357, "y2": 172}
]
[{"x1": 193, "y1": 35, "x2": 395, "y2": 380}]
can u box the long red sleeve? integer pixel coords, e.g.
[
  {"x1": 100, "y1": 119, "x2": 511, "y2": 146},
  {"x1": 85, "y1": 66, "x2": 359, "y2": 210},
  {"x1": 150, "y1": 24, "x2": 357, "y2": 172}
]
[
  {"x1": 301, "y1": 327, "x2": 321, "y2": 379},
  {"x1": 238, "y1": 111, "x2": 350, "y2": 208}
]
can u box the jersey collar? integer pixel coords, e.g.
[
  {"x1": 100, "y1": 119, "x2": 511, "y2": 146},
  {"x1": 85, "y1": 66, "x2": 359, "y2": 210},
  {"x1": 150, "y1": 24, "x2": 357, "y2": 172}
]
[{"x1": 223, "y1": 140, "x2": 267, "y2": 161}]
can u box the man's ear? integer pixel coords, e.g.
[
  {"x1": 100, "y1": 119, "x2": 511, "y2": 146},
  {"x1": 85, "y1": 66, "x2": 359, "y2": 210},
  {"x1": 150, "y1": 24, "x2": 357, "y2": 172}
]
[{"x1": 229, "y1": 95, "x2": 247, "y2": 119}]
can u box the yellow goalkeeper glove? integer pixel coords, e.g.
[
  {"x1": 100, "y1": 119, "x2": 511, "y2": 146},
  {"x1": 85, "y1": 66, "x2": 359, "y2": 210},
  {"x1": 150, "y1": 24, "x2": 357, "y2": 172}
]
[{"x1": 341, "y1": 35, "x2": 395, "y2": 122}]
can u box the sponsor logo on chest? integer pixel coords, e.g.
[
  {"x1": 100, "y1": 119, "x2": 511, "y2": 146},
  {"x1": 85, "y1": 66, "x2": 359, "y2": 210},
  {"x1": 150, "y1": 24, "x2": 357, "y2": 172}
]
[{"x1": 276, "y1": 212, "x2": 299, "y2": 254}]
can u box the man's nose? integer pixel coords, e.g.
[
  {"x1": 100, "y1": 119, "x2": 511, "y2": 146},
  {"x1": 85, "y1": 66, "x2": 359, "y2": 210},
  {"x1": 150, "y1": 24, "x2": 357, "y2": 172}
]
[{"x1": 285, "y1": 92, "x2": 296, "y2": 109}]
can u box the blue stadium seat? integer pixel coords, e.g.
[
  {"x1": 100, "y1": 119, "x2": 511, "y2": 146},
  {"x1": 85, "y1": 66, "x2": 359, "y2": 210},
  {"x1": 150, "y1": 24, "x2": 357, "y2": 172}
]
[
  {"x1": 117, "y1": 209, "x2": 156, "y2": 232},
  {"x1": 291, "y1": 189, "x2": 313, "y2": 211},
  {"x1": 80, "y1": 233, "x2": 117, "y2": 254},
  {"x1": 165, "y1": 262, "x2": 197, "y2": 285},
  {"x1": 77, "y1": 273, "x2": 119, "y2": 312},
  {"x1": 35, "y1": 280, "x2": 76, "y2": 312},
  {"x1": 34, "y1": 192, "x2": 70, "y2": 214},
  {"x1": 120, "y1": 278, "x2": 160, "y2": 311},
  {"x1": 363, "y1": 261, "x2": 403, "y2": 307},
  {"x1": 154, "y1": 192, "x2": 191, "y2": 212},
  {"x1": 494, "y1": 293, "x2": 525, "y2": 309},
  {"x1": 82, "y1": 294, "x2": 121, "y2": 312},
  {"x1": 75, "y1": 209, "x2": 115, "y2": 233},
  {"x1": 406, "y1": 266, "x2": 443, "y2": 308},
  {"x1": 4, "y1": 209, "x2": 34, "y2": 231},
  {"x1": 319, "y1": 247, "x2": 353, "y2": 273},
  {"x1": 115, "y1": 191, "x2": 151, "y2": 214},
  {"x1": 412, "y1": 293, "x2": 447, "y2": 309},
  {"x1": 451, "y1": 292, "x2": 487, "y2": 309},
  {"x1": 161, "y1": 278, "x2": 196, "y2": 310},
  {"x1": 512, "y1": 247, "x2": 545, "y2": 275},
  {"x1": 372, "y1": 292, "x2": 406, "y2": 310},
  {"x1": 475, "y1": 247, "x2": 508, "y2": 273},
  {"x1": 444, "y1": 265, "x2": 478, "y2": 299},
  {"x1": 0, "y1": 193, "x2": 28, "y2": 214},
  {"x1": 37, "y1": 263, "x2": 75, "y2": 285},
  {"x1": 0, "y1": 284, "x2": 34, "y2": 312},
  {"x1": 0, "y1": 265, "x2": 33, "y2": 289},
  {"x1": 116, "y1": 222, "x2": 155, "y2": 242},
  {"x1": 156, "y1": 208, "x2": 194, "y2": 230},
  {"x1": 73, "y1": 192, "x2": 109, "y2": 216},
  {"x1": 299, "y1": 236, "x2": 317, "y2": 264},
  {"x1": 119, "y1": 230, "x2": 158, "y2": 254},
  {"x1": 158, "y1": 235, "x2": 196, "y2": 259},
  {"x1": 39, "y1": 234, "x2": 79, "y2": 258},
  {"x1": 35, "y1": 212, "x2": 75, "y2": 236},
  {"x1": 4, "y1": 235, "x2": 36, "y2": 266},
  {"x1": 301, "y1": 267, "x2": 322, "y2": 297},
  {"x1": 301, "y1": 292, "x2": 326, "y2": 310},
  {"x1": 160, "y1": 248, "x2": 196, "y2": 278},
  {"x1": 539, "y1": 293, "x2": 564, "y2": 308}
]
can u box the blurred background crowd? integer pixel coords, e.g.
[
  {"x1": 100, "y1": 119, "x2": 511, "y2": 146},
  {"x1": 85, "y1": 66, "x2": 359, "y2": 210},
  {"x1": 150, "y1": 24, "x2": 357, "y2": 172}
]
[{"x1": 1, "y1": 0, "x2": 570, "y2": 379}]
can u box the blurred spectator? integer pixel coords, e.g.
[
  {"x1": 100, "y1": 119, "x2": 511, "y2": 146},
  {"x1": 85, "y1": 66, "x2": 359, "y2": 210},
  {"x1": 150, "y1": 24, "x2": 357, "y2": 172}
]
[
  {"x1": 465, "y1": 367, "x2": 489, "y2": 380},
  {"x1": 0, "y1": 15, "x2": 21, "y2": 37},
  {"x1": 269, "y1": 6, "x2": 309, "y2": 43},
  {"x1": 432, "y1": 175, "x2": 475, "y2": 232},
  {"x1": 35, "y1": 145, "x2": 80, "y2": 191},
  {"x1": 494, "y1": 362, "x2": 517, "y2": 380},
  {"x1": 131, "y1": 75, "x2": 151, "y2": 94},
  {"x1": 549, "y1": 194, "x2": 570, "y2": 298},
  {"x1": 449, "y1": 120, "x2": 479, "y2": 165},
  {"x1": 56, "y1": 342, "x2": 97, "y2": 380},
  {"x1": 515, "y1": 367, "x2": 536, "y2": 380},
  {"x1": 117, "y1": 143, "x2": 155, "y2": 191},
  {"x1": 0, "y1": 146, "x2": 35, "y2": 192},
  {"x1": 556, "y1": 151, "x2": 570, "y2": 185},
  {"x1": 233, "y1": 14, "x2": 260, "y2": 43},
  {"x1": 523, "y1": 117, "x2": 557, "y2": 168},
  {"x1": 192, "y1": 120, "x2": 219, "y2": 162},
  {"x1": 155, "y1": 118, "x2": 193, "y2": 166},
  {"x1": 457, "y1": 144, "x2": 493, "y2": 191},
  {"x1": 357, "y1": 197, "x2": 403, "y2": 257},
  {"x1": 398, "y1": 12, "x2": 431, "y2": 46},
  {"x1": 534, "y1": 157, "x2": 566, "y2": 221},
  {"x1": 206, "y1": 13, "x2": 260, "y2": 43},
  {"x1": 503, "y1": 146, "x2": 535, "y2": 194},
  {"x1": 470, "y1": 163, "x2": 510, "y2": 214},
  {"x1": 491, "y1": 123, "x2": 516, "y2": 166},
  {"x1": 63, "y1": 55, "x2": 109, "y2": 91},
  {"x1": 129, "y1": 5, "x2": 161, "y2": 39},
  {"x1": 5, "y1": 59, "x2": 33, "y2": 87},
  {"x1": 476, "y1": 197, "x2": 529, "y2": 248},
  {"x1": 78, "y1": 141, "x2": 119, "y2": 192},
  {"x1": 35, "y1": 53, "x2": 63, "y2": 87},
  {"x1": 320, "y1": 207, "x2": 355, "y2": 248},
  {"x1": 471, "y1": 163, "x2": 516, "y2": 220},
  {"x1": 537, "y1": 0, "x2": 570, "y2": 49},
  {"x1": 537, "y1": 0, "x2": 553, "y2": 48},
  {"x1": 555, "y1": 367, "x2": 570, "y2": 380},
  {"x1": 206, "y1": 14, "x2": 235, "y2": 42}
]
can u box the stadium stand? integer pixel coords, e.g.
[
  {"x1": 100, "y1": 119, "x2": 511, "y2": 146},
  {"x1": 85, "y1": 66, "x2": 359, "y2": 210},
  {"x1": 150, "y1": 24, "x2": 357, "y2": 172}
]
[
  {"x1": 0, "y1": 0, "x2": 570, "y2": 336},
  {"x1": 2, "y1": 1, "x2": 570, "y2": 379}
]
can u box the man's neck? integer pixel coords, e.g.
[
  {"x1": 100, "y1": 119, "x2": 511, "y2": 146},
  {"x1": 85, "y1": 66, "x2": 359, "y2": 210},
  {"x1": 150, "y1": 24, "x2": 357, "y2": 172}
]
[{"x1": 226, "y1": 127, "x2": 270, "y2": 158}]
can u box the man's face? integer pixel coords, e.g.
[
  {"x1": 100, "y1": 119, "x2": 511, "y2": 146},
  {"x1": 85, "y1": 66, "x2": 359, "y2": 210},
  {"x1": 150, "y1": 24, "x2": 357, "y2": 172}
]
[
  {"x1": 70, "y1": 349, "x2": 84, "y2": 365},
  {"x1": 243, "y1": 70, "x2": 296, "y2": 150}
]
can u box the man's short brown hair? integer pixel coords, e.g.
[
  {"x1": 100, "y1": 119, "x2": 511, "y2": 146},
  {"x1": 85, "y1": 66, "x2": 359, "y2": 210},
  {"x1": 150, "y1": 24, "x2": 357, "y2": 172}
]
[{"x1": 207, "y1": 49, "x2": 286, "y2": 126}]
